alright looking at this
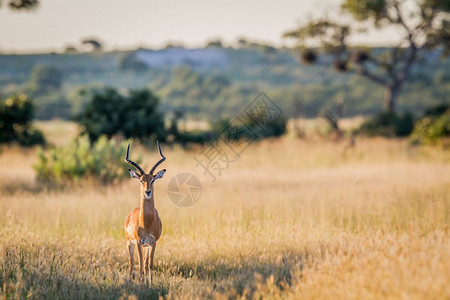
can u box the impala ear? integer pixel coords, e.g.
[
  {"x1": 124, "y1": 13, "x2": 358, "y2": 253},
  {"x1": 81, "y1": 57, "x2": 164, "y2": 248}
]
[
  {"x1": 153, "y1": 169, "x2": 166, "y2": 181},
  {"x1": 129, "y1": 169, "x2": 140, "y2": 179}
]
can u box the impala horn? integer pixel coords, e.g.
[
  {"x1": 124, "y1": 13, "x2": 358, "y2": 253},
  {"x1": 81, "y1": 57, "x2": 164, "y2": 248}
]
[
  {"x1": 149, "y1": 141, "x2": 166, "y2": 175},
  {"x1": 124, "y1": 143, "x2": 145, "y2": 175}
]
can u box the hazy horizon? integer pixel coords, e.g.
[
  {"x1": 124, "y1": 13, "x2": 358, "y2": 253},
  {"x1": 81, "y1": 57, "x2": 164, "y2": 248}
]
[{"x1": 0, "y1": 0, "x2": 402, "y2": 54}]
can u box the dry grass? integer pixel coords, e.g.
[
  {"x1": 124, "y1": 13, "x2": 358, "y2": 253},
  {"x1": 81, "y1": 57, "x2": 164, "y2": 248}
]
[{"x1": 1, "y1": 121, "x2": 449, "y2": 299}]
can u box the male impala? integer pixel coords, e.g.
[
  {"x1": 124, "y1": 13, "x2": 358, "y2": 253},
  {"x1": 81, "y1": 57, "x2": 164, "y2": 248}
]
[{"x1": 124, "y1": 142, "x2": 166, "y2": 281}]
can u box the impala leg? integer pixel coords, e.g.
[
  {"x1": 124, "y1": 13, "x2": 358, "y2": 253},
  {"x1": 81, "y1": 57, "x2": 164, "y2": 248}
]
[
  {"x1": 144, "y1": 247, "x2": 150, "y2": 275},
  {"x1": 149, "y1": 242, "x2": 156, "y2": 284},
  {"x1": 127, "y1": 241, "x2": 134, "y2": 278},
  {"x1": 137, "y1": 243, "x2": 144, "y2": 277},
  {"x1": 150, "y1": 242, "x2": 156, "y2": 270}
]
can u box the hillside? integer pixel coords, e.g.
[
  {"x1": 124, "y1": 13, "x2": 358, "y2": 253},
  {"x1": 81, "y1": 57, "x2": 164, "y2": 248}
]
[{"x1": 1, "y1": 46, "x2": 449, "y2": 120}]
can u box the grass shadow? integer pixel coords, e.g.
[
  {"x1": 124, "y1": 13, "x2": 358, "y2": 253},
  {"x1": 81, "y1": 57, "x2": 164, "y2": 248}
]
[
  {"x1": 0, "y1": 180, "x2": 48, "y2": 195},
  {"x1": 2, "y1": 268, "x2": 170, "y2": 300},
  {"x1": 157, "y1": 250, "x2": 306, "y2": 295}
]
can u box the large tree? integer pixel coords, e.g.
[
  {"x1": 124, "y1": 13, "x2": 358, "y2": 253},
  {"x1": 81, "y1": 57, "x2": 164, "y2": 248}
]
[
  {"x1": 284, "y1": 0, "x2": 450, "y2": 112},
  {"x1": 0, "y1": 0, "x2": 38, "y2": 10},
  {"x1": 77, "y1": 88, "x2": 167, "y2": 143}
]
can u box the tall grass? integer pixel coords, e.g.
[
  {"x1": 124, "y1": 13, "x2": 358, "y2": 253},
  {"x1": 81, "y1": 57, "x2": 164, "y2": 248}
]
[{"x1": 0, "y1": 125, "x2": 449, "y2": 299}]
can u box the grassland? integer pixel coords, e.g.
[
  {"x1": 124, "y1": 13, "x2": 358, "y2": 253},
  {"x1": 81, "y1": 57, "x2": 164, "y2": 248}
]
[{"x1": 1, "y1": 121, "x2": 449, "y2": 299}]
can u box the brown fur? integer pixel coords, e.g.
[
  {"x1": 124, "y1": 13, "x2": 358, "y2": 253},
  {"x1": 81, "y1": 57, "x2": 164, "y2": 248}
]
[{"x1": 124, "y1": 172, "x2": 164, "y2": 282}]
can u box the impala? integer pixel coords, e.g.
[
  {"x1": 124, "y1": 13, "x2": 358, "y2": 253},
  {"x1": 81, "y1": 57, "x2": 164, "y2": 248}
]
[{"x1": 124, "y1": 142, "x2": 166, "y2": 282}]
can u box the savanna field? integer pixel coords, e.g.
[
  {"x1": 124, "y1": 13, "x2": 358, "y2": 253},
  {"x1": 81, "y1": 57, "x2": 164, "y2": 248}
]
[{"x1": 1, "y1": 121, "x2": 449, "y2": 299}]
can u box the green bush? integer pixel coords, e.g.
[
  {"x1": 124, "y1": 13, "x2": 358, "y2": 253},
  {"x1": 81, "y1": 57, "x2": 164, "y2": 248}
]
[
  {"x1": 0, "y1": 94, "x2": 45, "y2": 146},
  {"x1": 410, "y1": 111, "x2": 450, "y2": 146},
  {"x1": 424, "y1": 103, "x2": 449, "y2": 117},
  {"x1": 15, "y1": 127, "x2": 45, "y2": 146},
  {"x1": 34, "y1": 135, "x2": 133, "y2": 184},
  {"x1": 255, "y1": 114, "x2": 288, "y2": 138},
  {"x1": 357, "y1": 111, "x2": 414, "y2": 137},
  {"x1": 214, "y1": 112, "x2": 287, "y2": 141}
]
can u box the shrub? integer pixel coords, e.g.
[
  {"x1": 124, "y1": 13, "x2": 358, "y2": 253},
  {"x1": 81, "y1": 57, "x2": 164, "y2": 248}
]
[
  {"x1": 410, "y1": 111, "x2": 450, "y2": 146},
  {"x1": 15, "y1": 127, "x2": 46, "y2": 146},
  {"x1": 357, "y1": 111, "x2": 414, "y2": 137},
  {"x1": 168, "y1": 124, "x2": 217, "y2": 145},
  {"x1": 255, "y1": 115, "x2": 287, "y2": 138},
  {"x1": 0, "y1": 94, "x2": 45, "y2": 146},
  {"x1": 214, "y1": 113, "x2": 287, "y2": 141},
  {"x1": 424, "y1": 103, "x2": 449, "y2": 117},
  {"x1": 34, "y1": 135, "x2": 133, "y2": 184}
]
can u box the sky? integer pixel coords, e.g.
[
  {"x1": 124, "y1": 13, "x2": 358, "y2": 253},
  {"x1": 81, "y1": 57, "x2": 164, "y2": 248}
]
[{"x1": 0, "y1": 0, "x2": 401, "y2": 53}]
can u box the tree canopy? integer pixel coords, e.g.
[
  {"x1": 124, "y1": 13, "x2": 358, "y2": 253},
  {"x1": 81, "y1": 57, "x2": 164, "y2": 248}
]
[
  {"x1": 77, "y1": 88, "x2": 167, "y2": 144},
  {"x1": 0, "y1": 94, "x2": 45, "y2": 146},
  {"x1": 1, "y1": 0, "x2": 38, "y2": 10}
]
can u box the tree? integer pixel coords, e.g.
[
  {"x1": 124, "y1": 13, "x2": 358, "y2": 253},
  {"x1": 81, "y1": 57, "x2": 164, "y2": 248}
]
[
  {"x1": 322, "y1": 97, "x2": 345, "y2": 139},
  {"x1": 81, "y1": 39, "x2": 103, "y2": 51},
  {"x1": 284, "y1": 0, "x2": 450, "y2": 112},
  {"x1": 205, "y1": 39, "x2": 224, "y2": 48},
  {"x1": 64, "y1": 45, "x2": 79, "y2": 54},
  {"x1": 0, "y1": 0, "x2": 38, "y2": 10},
  {"x1": 237, "y1": 37, "x2": 250, "y2": 48},
  {"x1": 77, "y1": 88, "x2": 166, "y2": 143},
  {"x1": 0, "y1": 94, "x2": 45, "y2": 146}
]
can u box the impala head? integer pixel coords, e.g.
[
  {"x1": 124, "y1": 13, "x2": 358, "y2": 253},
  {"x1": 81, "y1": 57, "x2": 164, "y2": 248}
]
[{"x1": 124, "y1": 141, "x2": 166, "y2": 200}]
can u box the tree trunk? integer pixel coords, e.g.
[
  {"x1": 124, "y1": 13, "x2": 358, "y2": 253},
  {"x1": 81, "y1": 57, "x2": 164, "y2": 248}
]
[{"x1": 384, "y1": 86, "x2": 398, "y2": 112}]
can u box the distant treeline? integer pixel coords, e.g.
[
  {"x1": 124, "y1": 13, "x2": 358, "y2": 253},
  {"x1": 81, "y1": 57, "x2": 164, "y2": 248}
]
[{"x1": 0, "y1": 45, "x2": 448, "y2": 120}]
